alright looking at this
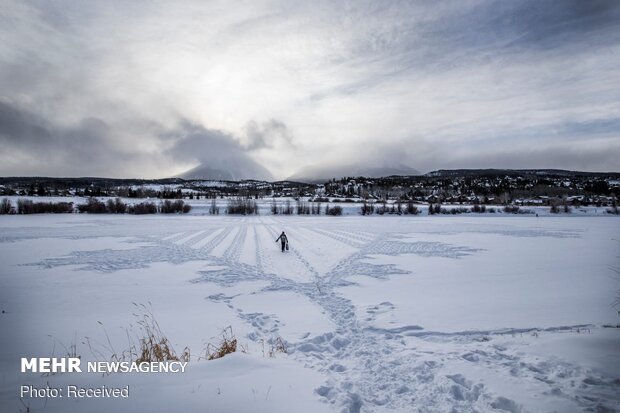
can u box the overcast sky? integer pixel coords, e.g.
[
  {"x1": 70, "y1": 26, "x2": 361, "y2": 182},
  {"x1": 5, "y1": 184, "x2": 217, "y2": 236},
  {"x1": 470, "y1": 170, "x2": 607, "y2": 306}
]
[{"x1": 1, "y1": 0, "x2": 619, "y2": 179}]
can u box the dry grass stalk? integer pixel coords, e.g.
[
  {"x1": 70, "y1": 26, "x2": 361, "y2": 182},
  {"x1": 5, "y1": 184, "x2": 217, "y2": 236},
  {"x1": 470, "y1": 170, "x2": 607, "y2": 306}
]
[
  {"x1": 132, "y1": 303, "x2": 186, "y2": 363},
  {"x1": 268, "y1": 337, "x2": 288, "y2": 358},
  {"x1": 206, "y1": 326, "x2": 237, "y2": 360}
]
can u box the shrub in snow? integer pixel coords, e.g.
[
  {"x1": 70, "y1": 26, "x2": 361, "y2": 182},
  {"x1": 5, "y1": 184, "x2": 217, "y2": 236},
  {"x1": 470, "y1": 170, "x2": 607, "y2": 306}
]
[
  {"x1": 281, "y1": 200, "x2": 294, "y2": 215},
  {"x1": 325, "y1": 205, "x2": 343, "y2": 216},
  {"x1": 360, "y1": 200, "x2": 374, "y2": 215},
  {"x1": 312, "y1": 202, "x2": 322, "y2": 215},
  {"x1": 77, "y1": 198, "x2": 107, "y2": 213},
  {"x1": 503, "y1": 205, "x2": 520, "y2": 214},
  {"x1": 17, "y1": 199, "x2": 74, "y2": 214},
  {"x1": 127, "y1": 202, "x2": 157, "y2": 214},
  {"x1": 375, "y1": 202, "x2": 387, "y2": 215},
  {"x1": 226, "y1": 198, "x2": 258, "y2": 215},
  {"x1": 405, "y1": 202, "x2": 419, "y2": 215},
  {"x1": 0, "y1": 198, "x2": 12, "y2": 214},
  {"x1": 296, "y1": 200, "x2": 311, "y2": 215},
  {"x1": 549, "y1": 198, "x2": 571, "y2": 214},
  {"x1": 209, "y1": 199, "x2": 220, "y2": 215},
  {"x1": 441, "y1": 207, "x2": 469, "y2": 214},
  {"x1": 159, "y1": 199, "x2": 191, "y2": 214},
  {"x1": 106, "y1": 198, "x2": 127, "y2": 214},
  {"x1": 395, "y1": 201, "x2": 401, "y2": 214},
  {"x1": 428, "y1": 203, "x2": 442, "y2": 215}
]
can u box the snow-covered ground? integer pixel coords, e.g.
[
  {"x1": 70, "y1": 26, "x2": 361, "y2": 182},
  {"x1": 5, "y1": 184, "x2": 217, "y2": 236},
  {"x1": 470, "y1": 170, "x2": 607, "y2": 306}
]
[{"x1": 0, "y1": 214, "x2": 619, "y2": 412}]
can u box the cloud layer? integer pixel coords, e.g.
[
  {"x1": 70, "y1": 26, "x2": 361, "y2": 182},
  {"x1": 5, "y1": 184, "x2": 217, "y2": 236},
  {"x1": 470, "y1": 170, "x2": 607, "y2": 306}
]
[{"x1": 1, "y1": 0, "x2": 619, "y2": 178}]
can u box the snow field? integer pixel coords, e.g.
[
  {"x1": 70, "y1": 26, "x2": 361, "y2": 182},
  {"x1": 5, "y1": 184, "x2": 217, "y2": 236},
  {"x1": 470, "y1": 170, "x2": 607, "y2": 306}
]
[{"x1": 0, "y1": 214, "x2": 618, "y2": 412}]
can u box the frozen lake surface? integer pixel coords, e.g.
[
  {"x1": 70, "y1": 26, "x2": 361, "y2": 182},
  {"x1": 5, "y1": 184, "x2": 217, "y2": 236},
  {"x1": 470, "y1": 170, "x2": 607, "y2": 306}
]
[{"x1": 0, "y1": 214, "x2": 619, "y2": 412}]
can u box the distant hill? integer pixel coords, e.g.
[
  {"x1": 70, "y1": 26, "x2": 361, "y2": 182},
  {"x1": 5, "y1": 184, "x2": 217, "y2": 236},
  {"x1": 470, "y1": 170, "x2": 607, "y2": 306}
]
[
  {"x1": 178, "y1": 159, "x2": 273, "y2": 181},
  {"x1": 425, "y1": 169, "x2": 620, "y2": 178},
  {"x1": 288, "y1": 163, "x2": 420, "y2": 183}
]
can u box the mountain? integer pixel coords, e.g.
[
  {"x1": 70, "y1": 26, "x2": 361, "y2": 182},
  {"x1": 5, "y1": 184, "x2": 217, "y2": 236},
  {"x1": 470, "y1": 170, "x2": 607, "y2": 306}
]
[
  {"x1": 178, "y1": 159, "x2": 273, "y2": 181},
  {"x1": 425, "y1": 169, "x2": 620, "y2": 178},
  {"x1": 288, "y1": 163, "x2": 420, "y2": 183}
]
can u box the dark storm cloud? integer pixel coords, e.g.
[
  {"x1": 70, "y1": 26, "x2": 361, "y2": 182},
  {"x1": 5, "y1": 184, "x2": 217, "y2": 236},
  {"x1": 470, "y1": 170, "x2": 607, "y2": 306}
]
[
  {"x1": 165, "y1": 120, "x2": 243, "y2": 161},
  {"x1": 0, "y1": 100, "x2": 281, "y2": 179},
  {"x1": 0, "y1": 101, "x2": 138, "y2": 176},
  {"x1": 244, "y1": 119, "x2": 295, "y2": 151},
  {"x1": 0, "y1": 101, "x2": 51, "y2": 147},
  {"x1": 0, "y1": 100, "x2": 278, "y2": 178},
  {"x1": 165, "y1": 120, "x2": 274, "y2": 180},
  {"x1": 0, "y1": 0, "x2": 618, "y2": 177}
]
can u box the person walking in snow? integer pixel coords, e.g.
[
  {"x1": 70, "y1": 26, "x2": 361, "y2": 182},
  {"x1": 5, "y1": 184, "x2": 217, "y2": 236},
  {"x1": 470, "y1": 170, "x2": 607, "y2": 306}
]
[{"x1": 275, "y1": 231, "x2": 288, "y2": 252}]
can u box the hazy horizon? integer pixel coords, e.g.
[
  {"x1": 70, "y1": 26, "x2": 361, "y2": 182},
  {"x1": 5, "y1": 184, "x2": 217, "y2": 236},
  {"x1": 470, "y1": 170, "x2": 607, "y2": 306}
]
[{"x1": 1, "y1": 1, "x2": 619, "y2": 179}]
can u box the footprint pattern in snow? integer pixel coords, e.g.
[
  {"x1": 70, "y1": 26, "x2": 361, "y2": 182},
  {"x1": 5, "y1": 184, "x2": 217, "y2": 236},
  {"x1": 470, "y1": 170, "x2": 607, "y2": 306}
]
[{"x1": 18, "y1": 217, "x2": 618, "y2": 412}]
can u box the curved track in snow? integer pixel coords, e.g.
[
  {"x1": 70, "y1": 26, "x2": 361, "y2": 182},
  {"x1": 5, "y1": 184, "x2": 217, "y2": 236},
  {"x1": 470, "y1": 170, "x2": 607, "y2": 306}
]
[{"x1": 17, "y1": 215, "x2": 620, "y2": 412}]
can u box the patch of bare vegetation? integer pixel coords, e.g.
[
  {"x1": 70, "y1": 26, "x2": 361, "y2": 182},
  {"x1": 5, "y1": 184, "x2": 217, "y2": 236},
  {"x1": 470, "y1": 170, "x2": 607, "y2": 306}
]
[
  {"x1": 50, "y1": 304, "x2": 290, "y2": 379},
  {"x1": 205, "y1": 326, "x2": 238, "y2": 360},
  {"x1": 133, "y1": 308, "x2": 190, "y2": 363}
]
